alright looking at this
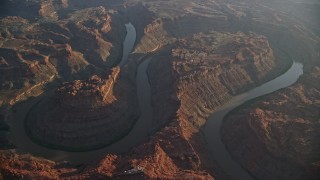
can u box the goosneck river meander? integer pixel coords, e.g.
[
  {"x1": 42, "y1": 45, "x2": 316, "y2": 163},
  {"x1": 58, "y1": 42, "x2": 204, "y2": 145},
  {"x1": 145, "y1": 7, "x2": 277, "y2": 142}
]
[
  {"x1": 8, "y1": 23, "x2": 154, "y2": 164},
  {"x1": 8, "y1": 23, "x2": 303, "y2": 179}
]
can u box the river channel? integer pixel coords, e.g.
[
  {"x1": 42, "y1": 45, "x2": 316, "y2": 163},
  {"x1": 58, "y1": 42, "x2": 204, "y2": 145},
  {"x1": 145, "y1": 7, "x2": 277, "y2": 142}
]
[
  {"x1": 7, "y1": 22, "x2": 304, "y2": 178},
  {"x1": 8, "y1": 23, "x2": 154, "y2": 164},
  {"x1": 204, "y1": 62, "x2": 303, "y2": 180}
]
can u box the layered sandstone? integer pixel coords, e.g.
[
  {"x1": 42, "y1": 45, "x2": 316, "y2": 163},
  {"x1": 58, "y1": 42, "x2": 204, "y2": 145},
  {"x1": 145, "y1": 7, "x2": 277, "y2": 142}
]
[
  {"x1": 25, "y1": 67, "x2": 139, "y2": 151},
  {"x1": 149, "y1": 31, "x2": 286, "y2": 130},
  {"x1": 0, "y1": 0, "x2": 319, "y2": 179},
  {"x1": 0, "y1": 6, "x2": 126, "y2": 105},
  {"x1": 0, "y1": 150, "x2": 83, "y2": 179},
  {"x1": 133, "y1": 18, "x2": 173, "y2": 53},
  {"x1": 222, "y1": 65, "x2": 320, "y2": 180}
]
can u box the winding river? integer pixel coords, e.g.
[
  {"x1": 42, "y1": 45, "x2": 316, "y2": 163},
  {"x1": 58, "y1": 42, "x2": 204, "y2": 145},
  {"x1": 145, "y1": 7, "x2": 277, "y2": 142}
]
[
  {"x1": 119, "y1": 23, "x2": 136, "y2": 67},
  {"x1": 7, "y1": 21, "x2": 304, "y2": 178},
  {"x1": 204, "y1": 62, "x2": 303, "y2": 180},
  {"x1": 8, "y1": 23, "x2": 153, "y2": 164}
]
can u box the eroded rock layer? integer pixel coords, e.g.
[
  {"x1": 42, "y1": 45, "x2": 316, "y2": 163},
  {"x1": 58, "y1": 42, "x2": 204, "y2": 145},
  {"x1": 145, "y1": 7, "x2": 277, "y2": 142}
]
[
  {"x1": 222, "y1": 65, "x2": 320, "y2": 180},
  {"x1": 0, "y1": 6, "x2": 125, "y2": 105},
  {"x1": 25, "y1": 66, "x2": 139, "y2": 151},
  {"x1": 0, "y1": 0, "x2": 319, "y2": 179},
  {"x1": 149, "y1": 31, "x2": 285, "y2": 130}
]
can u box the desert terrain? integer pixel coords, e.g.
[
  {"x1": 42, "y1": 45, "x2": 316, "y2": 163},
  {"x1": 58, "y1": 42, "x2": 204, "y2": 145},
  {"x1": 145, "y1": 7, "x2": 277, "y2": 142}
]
[{"x1": 0, "y1": 0, "x2": 319, "y2": 179}]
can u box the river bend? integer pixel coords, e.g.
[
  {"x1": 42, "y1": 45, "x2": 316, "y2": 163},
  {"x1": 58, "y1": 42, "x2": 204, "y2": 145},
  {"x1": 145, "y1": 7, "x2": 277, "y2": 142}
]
[
  {"x1": 204, "y1": 62, "x2": 303, "y2": 180},
  {"x1": 7, "y1": 22, "x2": 304, "y2": 177},
  {"x1": 8, "y1": 23, "x2": 153, "y2": 164}
]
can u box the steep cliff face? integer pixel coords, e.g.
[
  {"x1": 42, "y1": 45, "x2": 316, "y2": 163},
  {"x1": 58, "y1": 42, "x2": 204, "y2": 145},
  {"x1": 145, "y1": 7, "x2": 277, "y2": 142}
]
[
  {"x1": 127, "y1": 31, "x2": 289, "y2": 178},
  {"x1": 25, "y1": 66, "x2": 139, "y2": 151},
  {"x1": 149, "y1": 31, "x2": 286, "y2": 129},
  {"x1": 222, "y1": 65, "x2": 320, "y2": 180},
  {"x1": 133, "y1": 18, "x2": 173, "y2": 53},
  {"x1": 0, "y1": 0, "x2": 319, "y2": 179},
  {"x1": 77, "y1": 115, "x2": 214, "y2": 179}
]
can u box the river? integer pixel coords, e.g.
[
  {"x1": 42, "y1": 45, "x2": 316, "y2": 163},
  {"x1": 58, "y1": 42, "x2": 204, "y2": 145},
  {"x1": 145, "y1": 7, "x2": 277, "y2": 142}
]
[
  {"x1": 204, "y1": 62, "x2": 303, "y2": 180},
  {"x1": 119, "y1": 23, "x2": 136, "y2": 67},
  {"x1": 7, "y1": 21, "x2": 304, "y2": 178},
  {"x1": 7, "y1": 22, "x2": 154, "y2": 164}
]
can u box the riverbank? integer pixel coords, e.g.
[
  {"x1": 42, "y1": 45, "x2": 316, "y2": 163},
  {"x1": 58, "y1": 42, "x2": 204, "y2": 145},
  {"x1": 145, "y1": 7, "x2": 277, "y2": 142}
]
[
  {"x1": 1, "y1": 0, "x2": 319, "y2": 179},
  {"x1": 221, "y1": 63, "x2": 320, "y2": 179},
  {"x1": 5, "y1": 22, "x2": 141, "y2": 163},
  {"x1": 204, "y1": 62, "x2": 303, "y2": 180}
]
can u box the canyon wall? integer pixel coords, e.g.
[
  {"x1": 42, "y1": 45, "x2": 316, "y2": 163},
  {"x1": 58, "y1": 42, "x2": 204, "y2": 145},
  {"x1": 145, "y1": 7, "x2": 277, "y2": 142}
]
[
  {"x1": 0, "y1": 0, "x2": 319, "y2": 179},
  {"x1": 149, "y1": 31, "x2": 288, "y2": 131},
  {"x1": 25, "y1": 64, "x2": 140, "y2": 151},
  {"x1": 222, "y1": 64, "x2": 320, "y2": 179}
]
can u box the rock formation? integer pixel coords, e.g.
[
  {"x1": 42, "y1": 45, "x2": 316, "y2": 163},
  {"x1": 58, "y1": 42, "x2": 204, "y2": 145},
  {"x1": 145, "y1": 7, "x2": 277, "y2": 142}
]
[
  {"x1": 149, "y1": 31, "x2": 286, "y2": 130},
  {"x1": 25, "y1": 67, "x2": 140, "y2": 151},
  {"x1": 133, "y1": 18, "x2": 173, "y2": 53},
  {"x1": 0, "y1": 0, "x2": 319, "y2": 179},
  {"x1": 222, "y1": 65, "x2": 320, "y2": 180},
  {"x1": 0, "y1": 6, "x2": 126, "y2": 105}
]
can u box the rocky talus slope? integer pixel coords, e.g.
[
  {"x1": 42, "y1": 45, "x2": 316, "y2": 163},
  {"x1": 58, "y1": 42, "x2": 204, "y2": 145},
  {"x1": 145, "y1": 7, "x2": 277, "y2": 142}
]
[{"x1": 222, "y1": 64, "x2": 320, "y2": 180}]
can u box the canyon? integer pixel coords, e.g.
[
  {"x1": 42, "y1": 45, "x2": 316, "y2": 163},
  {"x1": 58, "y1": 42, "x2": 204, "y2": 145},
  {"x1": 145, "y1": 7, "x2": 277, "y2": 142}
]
[
  {"x1": 222, "y1": 63, "x2": 320, "y2": 180},
  {"x1": 25, "y1": 66, "x2": 140, "y2": 151},
  {"x1": 0, "y1": 0, "x2": 320, "y2": 179},
  {"x1": 0, "y1": 5, "x2": 126, "y2": 105}
]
